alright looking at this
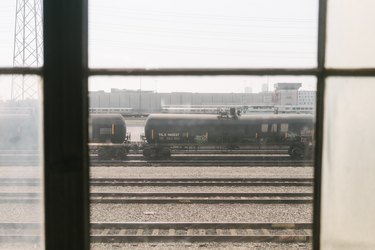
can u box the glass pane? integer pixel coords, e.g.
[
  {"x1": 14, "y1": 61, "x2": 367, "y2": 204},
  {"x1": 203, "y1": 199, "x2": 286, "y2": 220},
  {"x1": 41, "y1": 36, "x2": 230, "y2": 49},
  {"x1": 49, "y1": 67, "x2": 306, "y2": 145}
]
[
  {"x1": 89, "y1": 76, "x2": 316, "y2": 249},
  {"x1": 0, "y1": 0, "x2": 43, "y2": 67},
  {"x1": 321, "y1": 78, "x2": 375, "y2": 249},
  {"x1": 89, "y1": 0, "x2": 318, "y2": 68},
  {"x1": 0, "y1": 75, "x2": 44, "y2": 249},
  {"x1": 326, "y1": 0, "x2": 375, "y2": 68}
]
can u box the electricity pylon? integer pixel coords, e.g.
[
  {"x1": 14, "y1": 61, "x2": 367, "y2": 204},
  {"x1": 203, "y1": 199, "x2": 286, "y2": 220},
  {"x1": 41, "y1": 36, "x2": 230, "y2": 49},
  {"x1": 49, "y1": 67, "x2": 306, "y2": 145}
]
[{"x1": 11, "y1": 0, "x2": 43, "y2": 101}]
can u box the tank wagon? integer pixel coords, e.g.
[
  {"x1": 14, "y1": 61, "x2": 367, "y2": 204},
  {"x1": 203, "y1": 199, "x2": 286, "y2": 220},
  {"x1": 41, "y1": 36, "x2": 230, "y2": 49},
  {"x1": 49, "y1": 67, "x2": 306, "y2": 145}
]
[
  {"x1": 89, "y1": 114, "x2": 131, "y2": 160},
  {"x1": 143, "y1": 113, "x2": 314, "y2": 158}
]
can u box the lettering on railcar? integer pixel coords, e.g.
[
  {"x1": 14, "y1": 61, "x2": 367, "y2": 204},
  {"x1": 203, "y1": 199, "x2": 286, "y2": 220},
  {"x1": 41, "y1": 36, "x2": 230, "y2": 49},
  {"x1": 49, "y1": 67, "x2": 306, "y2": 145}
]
[{"x1": 158, "y1": 132, "x2": 180, "y2": 141}]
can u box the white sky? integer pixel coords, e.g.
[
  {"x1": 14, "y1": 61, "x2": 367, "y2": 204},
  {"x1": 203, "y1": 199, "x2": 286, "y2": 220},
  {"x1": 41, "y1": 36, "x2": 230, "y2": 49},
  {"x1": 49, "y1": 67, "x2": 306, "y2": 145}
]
[{"x1": 0, "y1": 0, "x2": 318, "y2": 100}]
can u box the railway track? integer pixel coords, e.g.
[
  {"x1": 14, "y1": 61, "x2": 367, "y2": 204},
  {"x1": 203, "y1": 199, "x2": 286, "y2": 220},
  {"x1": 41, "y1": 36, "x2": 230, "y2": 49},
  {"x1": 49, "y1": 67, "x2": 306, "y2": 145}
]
[
  {"x1": 0, "y1": 222, "x2": 312, "y2": 243},
  {"x1": 90, "y1": 158, "x2": 313, "y2": 167},
  {"x1": 90, "y1": 177, "x2": 314, "y2": 187},
  {"x1": 90, "y1": 192, "x2": 312, "y2": 204},
  {"x1": 0, "y1": 177, "x2": 313, "y2": 187},
  {"x1": 0, "y1": 192, "x2": 312, "y2": 204},
  {"x1": 0, "y1": 150, "x2": 313, "y2": 167},
  {"x1": 161, "y1": 149, "x2": 289, "y2": 155}
]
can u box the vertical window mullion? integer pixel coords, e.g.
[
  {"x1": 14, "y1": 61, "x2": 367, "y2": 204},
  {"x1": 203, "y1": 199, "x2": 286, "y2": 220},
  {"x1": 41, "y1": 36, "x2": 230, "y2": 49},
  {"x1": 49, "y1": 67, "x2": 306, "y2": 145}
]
[
  {"x1": 313, "y1": 0, "x2": 328, "y2": 249},
  {"x1": 43, "y1": 0, "x2": 89, "y2": 249}
]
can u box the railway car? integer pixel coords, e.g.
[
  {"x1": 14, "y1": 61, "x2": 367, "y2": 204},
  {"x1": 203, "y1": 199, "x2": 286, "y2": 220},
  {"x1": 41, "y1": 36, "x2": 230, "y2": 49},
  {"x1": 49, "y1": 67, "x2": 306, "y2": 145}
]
[
  {"x1": 143, "y1": 113, "x2": 314, "y2": 158},
  {"x1": 88, "y1": 114, "x2": 130, "y2": 160}
]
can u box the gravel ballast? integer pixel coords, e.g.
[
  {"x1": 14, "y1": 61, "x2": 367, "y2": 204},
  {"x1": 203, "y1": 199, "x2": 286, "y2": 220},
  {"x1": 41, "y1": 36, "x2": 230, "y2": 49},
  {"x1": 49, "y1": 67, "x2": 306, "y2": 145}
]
[
  {"x1": 0, "y1": 241, "x2": 312, "y2": 249},
  {"x1": 0, "y1": 204, "x2": 42, "y2": 222},
  {"x1": 91, "y1": 242, "x2": 312, "y2": 250},
  {"x1": 90, "y1": 166, "x2": 313, "y2": 178},
  {"x1": 91, "y1": 204, "x2": 312, "y2": 223}
]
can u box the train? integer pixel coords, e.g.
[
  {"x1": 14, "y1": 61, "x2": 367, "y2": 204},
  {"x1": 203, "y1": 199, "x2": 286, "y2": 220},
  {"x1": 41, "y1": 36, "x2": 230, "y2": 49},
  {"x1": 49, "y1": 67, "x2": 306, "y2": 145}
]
[
  {"x1": 89, "y1": 111, "x2": 314, "y2": 160},
  {"x1": 88, "y1": 114, "x2": 131, "y2": 160},
  {"x1": 142, "y1": 112, "x2": 314, "y2": 158}
]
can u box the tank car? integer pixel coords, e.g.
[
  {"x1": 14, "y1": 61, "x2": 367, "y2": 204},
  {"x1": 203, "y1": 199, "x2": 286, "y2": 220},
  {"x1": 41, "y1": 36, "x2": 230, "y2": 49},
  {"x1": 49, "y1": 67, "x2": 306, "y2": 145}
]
[
  {"x1": 142, "y1": 113, "x2": 314, "y2": 158},
  {"x1": 89, "y1": 114, "x2": 130, "y2": 160}
]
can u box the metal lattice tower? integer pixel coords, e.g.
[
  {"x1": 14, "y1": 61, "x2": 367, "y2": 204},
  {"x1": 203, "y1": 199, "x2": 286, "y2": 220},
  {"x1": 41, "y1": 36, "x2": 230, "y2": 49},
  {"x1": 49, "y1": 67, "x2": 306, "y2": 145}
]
[{"x1": 11, "y1": 0, "x2": 43, "y2": 101}]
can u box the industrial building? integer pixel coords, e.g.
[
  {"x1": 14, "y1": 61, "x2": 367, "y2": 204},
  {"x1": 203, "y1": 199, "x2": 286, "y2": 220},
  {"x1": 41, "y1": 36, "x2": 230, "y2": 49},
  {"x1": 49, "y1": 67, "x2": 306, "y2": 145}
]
[{"x1": 89, "y1": 83, "x2": 314, "y2": 114}]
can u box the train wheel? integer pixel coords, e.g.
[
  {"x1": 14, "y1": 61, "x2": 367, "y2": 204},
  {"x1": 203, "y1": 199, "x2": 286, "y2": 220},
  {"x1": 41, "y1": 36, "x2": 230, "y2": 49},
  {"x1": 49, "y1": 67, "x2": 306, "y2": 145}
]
[
  {"x1": 143, "y1": 148, "x2": 152, "y2": 157},
  {"x1": 118, "y1": 148, "x2": 128, "y2": 160},
  {"x1": 98, "y1": 148, "x2": 111, "y2": 160},
  {"x1": 160, "y1": 147, "x2": 171, "y2": 158},
  {"x1": 131, "y1": 144, "x2": 139, "y2": 153},
  {"x1": 289, "y1": 146, "x2": 304, "y2": 158}
]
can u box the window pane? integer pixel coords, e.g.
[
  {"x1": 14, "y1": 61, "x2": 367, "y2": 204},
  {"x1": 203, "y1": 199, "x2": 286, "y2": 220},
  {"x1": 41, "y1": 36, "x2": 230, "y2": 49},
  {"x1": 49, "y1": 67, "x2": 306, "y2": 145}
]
[
  {"x1": 326, "y1": 0, "x2": 375, "y2": 68},
  {"x1": 89, "y1": 76, "x2": 316, "y2": 249},
  {"x1": 321, "y1": 78, "x2": 375, "y2": 249},
  {"x1": 0, "y1": 1, "x2": 43, "y2": 67},
  {"x1": 0, "y1": 75, "x2": 44, "y2": 249},
  {"x1": 89, "y1": 0, "x2": 318, "y2": 68}
]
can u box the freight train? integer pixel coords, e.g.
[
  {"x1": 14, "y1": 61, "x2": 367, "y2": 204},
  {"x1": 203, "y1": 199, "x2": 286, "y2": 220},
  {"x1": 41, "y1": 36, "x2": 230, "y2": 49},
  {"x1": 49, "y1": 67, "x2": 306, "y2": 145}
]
[
  {"x1": 88, "y1": 114, "x2": 131, "y2": 160},
  {"x1": 89, "y1": 111, "x2": 315, "y2": 160},
  {"x1": 142, "y1": 111, "x2": 314, "y2": 158}
]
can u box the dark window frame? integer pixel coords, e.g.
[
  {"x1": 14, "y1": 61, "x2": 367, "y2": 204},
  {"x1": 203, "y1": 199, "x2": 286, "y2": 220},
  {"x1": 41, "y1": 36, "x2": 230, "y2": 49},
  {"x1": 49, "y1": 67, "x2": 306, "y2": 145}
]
[{"x1": 1, "y1": 0, "x2": 375, "y2": 249}]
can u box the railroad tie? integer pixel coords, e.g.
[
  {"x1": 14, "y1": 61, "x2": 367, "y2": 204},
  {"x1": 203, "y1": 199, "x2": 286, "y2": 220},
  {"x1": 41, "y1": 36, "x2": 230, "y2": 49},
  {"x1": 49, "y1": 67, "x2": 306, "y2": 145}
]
[
  {"x1": 187, "y1": 228, "x2": 194, "y2": 236},
  {"x1": 169, "y1": 229, "x2": 176, "y2": 236},
  {"x1": 101, "y1": 229, "x2": 110, "y2": 236},
  {"x1": 285, "y1": 229, "x2": 294, "y2": 235},
  {"x1": 303, "y1": 229, "x2": 312, "y2": 236},
  {"x1": 151, "y1": 229, "x2": 159, "y2": 236},
  {"x1": 119, "y1": 229, "x2": 127, "y2": 236},
  {"x1": 246, "y1": 228, "x2": 255, "y2": 235},
  {"x1": 230, "y1": 229, "x2": 237, "y2": 236},
  {"x1": 261, "y1": 229, "x2": 270, "y2": 236}
]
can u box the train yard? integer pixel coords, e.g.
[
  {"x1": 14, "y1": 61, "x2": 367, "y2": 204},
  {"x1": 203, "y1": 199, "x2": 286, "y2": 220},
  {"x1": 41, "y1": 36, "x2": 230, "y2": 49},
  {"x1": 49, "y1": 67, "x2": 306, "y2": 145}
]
[
  {"x1": 0, "y1": 222, "x2": 312, "y2": 244},
  {"x1": 0, "y1": 112, "x2": 316, "y2": 249},
  {"x1": 0, "y1": 149, "x2": 314, "y2": 249}
]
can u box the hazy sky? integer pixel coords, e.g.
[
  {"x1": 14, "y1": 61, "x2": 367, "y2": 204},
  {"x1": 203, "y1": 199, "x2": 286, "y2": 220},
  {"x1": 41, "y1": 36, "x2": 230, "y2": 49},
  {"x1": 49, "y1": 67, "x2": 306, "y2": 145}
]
[{"x1": 1, "y1": 0, "x2": 318, "y2": 100}]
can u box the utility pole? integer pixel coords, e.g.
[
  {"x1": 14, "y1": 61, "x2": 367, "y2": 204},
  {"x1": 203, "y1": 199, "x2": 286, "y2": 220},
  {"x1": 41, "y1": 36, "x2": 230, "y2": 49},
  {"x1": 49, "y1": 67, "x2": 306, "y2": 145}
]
[{"x1": 11, "y1": 0, "x2": 43, "y2": 101}]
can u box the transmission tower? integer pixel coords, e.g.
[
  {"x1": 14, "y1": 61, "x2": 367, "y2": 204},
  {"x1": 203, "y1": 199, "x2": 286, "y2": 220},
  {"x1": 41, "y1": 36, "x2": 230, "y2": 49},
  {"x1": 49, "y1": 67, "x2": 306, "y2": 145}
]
[{"x1": 11, "y1": 0, "x2": 43, "y2": 101}]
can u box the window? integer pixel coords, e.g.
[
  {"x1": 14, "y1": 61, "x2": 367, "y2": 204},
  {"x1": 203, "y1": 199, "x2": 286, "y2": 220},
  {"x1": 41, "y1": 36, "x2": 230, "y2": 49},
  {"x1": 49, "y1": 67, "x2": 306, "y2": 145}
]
[
  {"x1": 1, "y1": 0, "x2": 375, "y2": 249},
  {"x1": 0, "y1": 1, "x2": 44, "y2": 248},
  {"x1": 89, "y1": 2, "x2": 318, "y2": 249},
  {"x1": 280, "y1": 123, "x2": 289, "y2": 132}
]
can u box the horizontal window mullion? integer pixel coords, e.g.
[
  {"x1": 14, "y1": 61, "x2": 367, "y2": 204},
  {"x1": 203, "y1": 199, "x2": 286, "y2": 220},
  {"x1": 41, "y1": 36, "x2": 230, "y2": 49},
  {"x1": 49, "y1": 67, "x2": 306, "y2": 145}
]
[
  {"x1": 324, "y1": 69, "x2": 375, "y2": 77},
  {"x1": 88, "y1": 68, "x2": 320, "y2": 76},
  {"x1": 0, "y1": 67, "x2": 43, "y2": 75},
  {"x1": 87, "y1": 68, "x2": 375, "y2": 77},
  {"x1": 2, "y1": 68, "x2": 374, "y2": 77}
]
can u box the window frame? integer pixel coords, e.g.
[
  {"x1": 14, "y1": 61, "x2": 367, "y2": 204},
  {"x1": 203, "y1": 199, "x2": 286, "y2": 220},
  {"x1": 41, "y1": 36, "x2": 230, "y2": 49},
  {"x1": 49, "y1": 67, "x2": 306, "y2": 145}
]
[
  {"x1": 1, "y1": 0, "x2": 375, "y2": 249},
  {"x1": 42, "y1": 0, "x2": 90, "y2": 249}
]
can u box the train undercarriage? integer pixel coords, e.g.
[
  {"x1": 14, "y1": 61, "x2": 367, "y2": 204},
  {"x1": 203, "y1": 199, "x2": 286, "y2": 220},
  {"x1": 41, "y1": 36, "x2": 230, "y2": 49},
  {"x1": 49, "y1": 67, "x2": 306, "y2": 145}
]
[
  {"x1": 141, "y1": 143, "x2": 313, "y2": 159},
  {"x1": 90, "y1": 143, "x2": 131, "y2": 160},
  {"x1": 142, "y1": 146, "x2": 171, "y2": 158}
]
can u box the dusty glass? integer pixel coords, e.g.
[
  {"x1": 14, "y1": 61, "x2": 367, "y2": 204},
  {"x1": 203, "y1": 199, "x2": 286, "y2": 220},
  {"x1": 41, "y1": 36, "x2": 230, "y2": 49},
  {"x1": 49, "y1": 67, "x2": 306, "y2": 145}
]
[
  {"x1": 0, "y1": 75, "x2": 44, "y2": 249},
  {"x1": 326, "y1": 0, "x2": 375, "y2": 68},
  {"x1": 89, "y1": 76, "x2": 316, "y2": 249},
  {"x1": 89, "y1": 0, "x2": 318, "y2": 68},
  {"x1": 0, "y1": 1, "x2": 43, "y2": 67},
  {"x1": 321, "y1": 78, "x2": 375, "y2": 250}
]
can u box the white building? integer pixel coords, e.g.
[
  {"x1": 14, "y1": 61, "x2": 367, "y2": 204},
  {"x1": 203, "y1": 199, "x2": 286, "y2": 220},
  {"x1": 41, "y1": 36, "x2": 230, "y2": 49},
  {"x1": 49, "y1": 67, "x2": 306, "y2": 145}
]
[{"x1": 298, "y1": 91, "x2": 316, "y2": 106}]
